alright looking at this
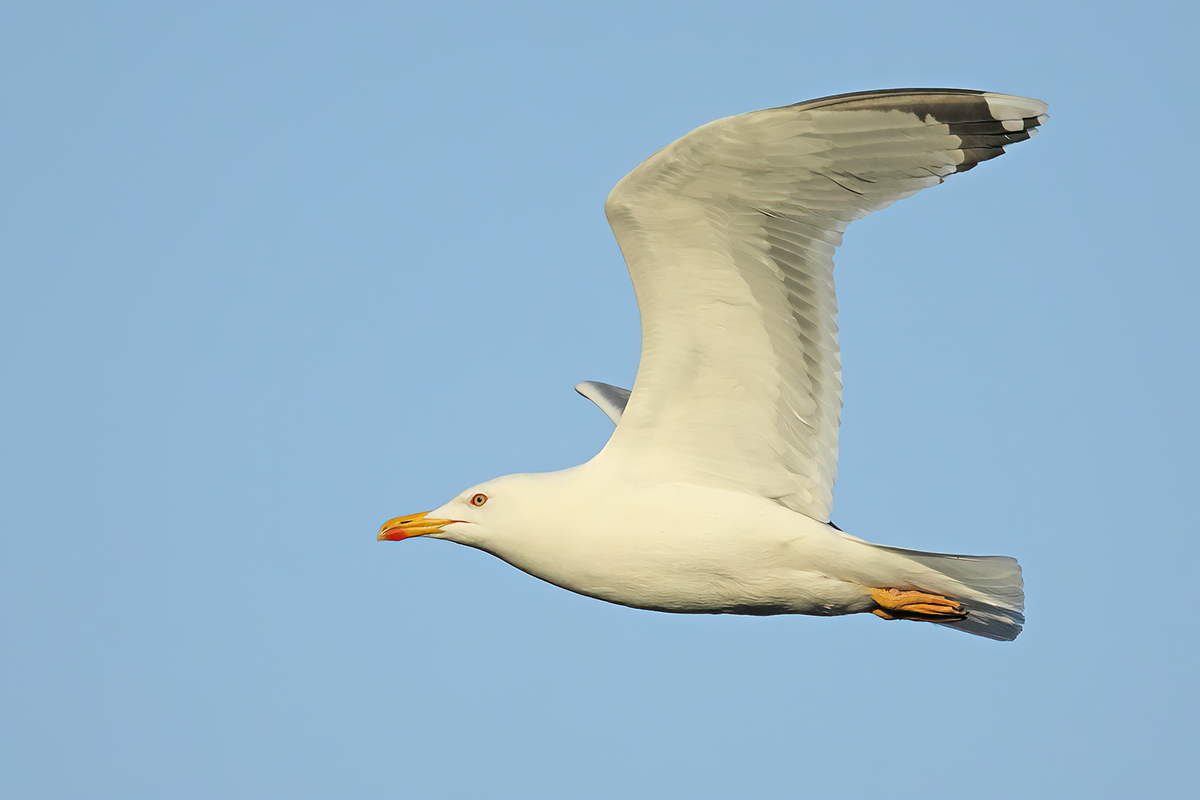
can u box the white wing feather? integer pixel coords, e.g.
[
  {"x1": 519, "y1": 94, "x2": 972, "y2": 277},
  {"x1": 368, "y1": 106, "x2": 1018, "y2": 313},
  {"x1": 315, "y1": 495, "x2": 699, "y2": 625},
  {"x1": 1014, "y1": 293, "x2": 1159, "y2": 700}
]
[{"x1": 600, "y1": 89, "x2": 1047, "y2": 522}]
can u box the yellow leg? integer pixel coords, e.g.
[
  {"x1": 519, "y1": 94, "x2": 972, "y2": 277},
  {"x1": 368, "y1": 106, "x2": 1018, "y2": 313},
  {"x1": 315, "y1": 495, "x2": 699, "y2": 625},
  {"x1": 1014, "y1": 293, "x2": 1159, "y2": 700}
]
[{"x1": 869, "y1": 587, "x2": 968, "y2": 622}]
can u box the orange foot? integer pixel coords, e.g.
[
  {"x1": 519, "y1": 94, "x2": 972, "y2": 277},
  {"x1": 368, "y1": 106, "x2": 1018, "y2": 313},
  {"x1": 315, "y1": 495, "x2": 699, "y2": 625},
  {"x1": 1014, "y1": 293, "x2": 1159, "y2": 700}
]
[{"x1": 869, "y1": 587, "x2": 968, "y2": 622}]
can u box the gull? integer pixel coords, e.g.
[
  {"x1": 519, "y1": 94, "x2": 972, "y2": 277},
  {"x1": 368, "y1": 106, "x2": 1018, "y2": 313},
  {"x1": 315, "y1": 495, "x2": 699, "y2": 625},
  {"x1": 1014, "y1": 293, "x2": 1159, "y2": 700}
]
[{"x1": 380, "y1": 89, "x2": 1046, "y2": 641}]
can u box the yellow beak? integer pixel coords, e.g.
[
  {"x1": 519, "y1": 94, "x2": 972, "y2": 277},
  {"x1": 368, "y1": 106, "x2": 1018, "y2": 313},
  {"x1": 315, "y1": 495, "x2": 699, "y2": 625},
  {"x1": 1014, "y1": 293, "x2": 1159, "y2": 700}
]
[{"x1": 378, "y1": 511, "x2": 457, "y2": 541}]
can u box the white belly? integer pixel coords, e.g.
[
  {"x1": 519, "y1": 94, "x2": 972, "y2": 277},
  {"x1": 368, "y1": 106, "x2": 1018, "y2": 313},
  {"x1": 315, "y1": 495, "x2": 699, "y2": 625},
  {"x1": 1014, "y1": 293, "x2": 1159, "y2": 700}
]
[{"x1": 478, "y1": 480, "x2": 879, "y2": 617}]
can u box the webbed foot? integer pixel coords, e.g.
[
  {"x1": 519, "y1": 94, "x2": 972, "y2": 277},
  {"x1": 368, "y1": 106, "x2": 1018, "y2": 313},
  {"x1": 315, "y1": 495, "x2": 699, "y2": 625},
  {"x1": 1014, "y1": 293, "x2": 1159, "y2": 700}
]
[{"x1": 869, "y1": 587, "x2": 968, "y2": 622}]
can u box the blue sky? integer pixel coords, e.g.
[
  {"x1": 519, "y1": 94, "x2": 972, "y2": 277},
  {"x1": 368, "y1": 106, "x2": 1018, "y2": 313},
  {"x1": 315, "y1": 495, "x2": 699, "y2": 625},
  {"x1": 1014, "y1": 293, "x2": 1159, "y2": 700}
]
[{"x1": 3, "y1": 2, "x2": 1197, "y2": 798}]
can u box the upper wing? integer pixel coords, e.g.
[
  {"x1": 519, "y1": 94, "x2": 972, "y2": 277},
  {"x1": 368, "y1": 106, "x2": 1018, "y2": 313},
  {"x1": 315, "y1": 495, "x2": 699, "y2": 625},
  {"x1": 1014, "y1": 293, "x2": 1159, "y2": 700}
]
[
  {"x1": 575, "y1": 381, "x2": 631, "y2": 425},
  {"x1": 600, "y1": 89, "x2": 1047, "y2": 522}
]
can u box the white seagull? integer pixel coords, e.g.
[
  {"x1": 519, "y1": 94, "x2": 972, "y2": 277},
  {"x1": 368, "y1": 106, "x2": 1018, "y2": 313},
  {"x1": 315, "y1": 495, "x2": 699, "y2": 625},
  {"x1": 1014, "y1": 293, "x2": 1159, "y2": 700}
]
[{"x1": 381, "y1": 89, "x2": 1046, "y2": 641}]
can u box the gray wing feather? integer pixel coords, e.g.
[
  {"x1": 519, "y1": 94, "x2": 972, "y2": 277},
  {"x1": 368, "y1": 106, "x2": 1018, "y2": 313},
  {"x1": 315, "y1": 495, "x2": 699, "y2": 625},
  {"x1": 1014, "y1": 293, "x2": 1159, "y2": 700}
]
[{"x1": 575, "y1": 381, "x2": 631, "y2": 425}]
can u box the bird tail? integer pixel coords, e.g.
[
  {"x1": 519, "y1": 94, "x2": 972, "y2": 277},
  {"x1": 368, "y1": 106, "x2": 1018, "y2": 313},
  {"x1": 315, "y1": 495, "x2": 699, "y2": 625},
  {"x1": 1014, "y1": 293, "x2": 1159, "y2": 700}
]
[{"x1": 866, "y1": 542, "x2": 1025, "y2": 641}]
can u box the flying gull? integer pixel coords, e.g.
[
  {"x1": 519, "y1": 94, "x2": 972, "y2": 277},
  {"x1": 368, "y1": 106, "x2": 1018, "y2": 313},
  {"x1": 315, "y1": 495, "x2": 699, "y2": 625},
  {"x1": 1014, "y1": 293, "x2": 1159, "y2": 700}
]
[{"x1": 380, "y1": 88, "x2": 1046, "y2": 641}]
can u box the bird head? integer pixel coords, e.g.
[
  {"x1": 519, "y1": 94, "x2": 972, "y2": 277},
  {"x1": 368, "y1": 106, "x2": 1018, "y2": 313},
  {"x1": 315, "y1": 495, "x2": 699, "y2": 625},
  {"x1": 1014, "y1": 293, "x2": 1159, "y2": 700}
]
[
  {"x1": 378, "y1": 484, "x2": 495, "y2": 545},
  {"x1": 377, "y1": 470, "x2": 559, "y2": 549},
  {"x1": 377, "y1": 467, "x2": 596, "y2": 566}
]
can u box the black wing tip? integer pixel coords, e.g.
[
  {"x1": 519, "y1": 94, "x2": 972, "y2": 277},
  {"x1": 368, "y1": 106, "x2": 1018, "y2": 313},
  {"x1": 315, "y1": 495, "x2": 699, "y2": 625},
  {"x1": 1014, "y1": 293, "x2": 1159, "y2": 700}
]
[
  {"x1": 791, "y1": 87, "x2": 992, "y2": 107},
  {"x1": 787, "y1": 87, "x2": 1045, "y2": 110},
  {"x1": 784, "y1": 88, "x2": 1047, "y2": 123},
  {"x1": 785, "y1": 88, "x2": 1047, "y2": 173}
]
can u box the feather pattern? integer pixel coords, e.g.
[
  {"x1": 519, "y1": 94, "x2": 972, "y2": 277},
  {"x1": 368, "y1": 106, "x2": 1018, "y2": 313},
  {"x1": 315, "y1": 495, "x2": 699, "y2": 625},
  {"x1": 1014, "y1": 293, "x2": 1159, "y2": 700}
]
[{"x1": 601, "y1": 89, "x2": 1047, "y2": 522}]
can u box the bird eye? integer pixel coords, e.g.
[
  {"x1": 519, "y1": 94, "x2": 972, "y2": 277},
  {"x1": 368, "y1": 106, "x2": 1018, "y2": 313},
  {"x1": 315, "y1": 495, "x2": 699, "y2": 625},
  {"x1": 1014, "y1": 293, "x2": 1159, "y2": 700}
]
[{"x1": 470, "y1": 493, "x2": 488, "y2": 507}]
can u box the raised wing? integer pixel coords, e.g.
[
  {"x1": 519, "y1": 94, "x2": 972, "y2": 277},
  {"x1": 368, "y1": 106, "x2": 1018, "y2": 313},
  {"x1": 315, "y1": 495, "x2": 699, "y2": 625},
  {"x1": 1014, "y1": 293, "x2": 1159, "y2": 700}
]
[
  {"x1": 600, "y1": 89, "x2": 1047, "y2": 521},
  {"x1": 575, "y1": 381, "x2": 631, "y2": 425}
]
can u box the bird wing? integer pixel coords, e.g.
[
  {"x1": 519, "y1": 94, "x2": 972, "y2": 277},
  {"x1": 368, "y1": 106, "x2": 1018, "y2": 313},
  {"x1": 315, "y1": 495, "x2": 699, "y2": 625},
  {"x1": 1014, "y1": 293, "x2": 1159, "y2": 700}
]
[
  {"x1": 575, "y1": 381, "x2": 631, "y2": 424},
  {"x1": 601, "y1": 89, "x2": 1047, "y2": 522}
]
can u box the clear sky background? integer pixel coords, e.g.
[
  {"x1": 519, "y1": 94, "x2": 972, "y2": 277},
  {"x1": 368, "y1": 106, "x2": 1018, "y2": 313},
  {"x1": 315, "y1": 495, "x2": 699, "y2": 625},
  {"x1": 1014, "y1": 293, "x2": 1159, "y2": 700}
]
[{"x1": 3, "y1": 2, "x2": 1197, "y2": 798}]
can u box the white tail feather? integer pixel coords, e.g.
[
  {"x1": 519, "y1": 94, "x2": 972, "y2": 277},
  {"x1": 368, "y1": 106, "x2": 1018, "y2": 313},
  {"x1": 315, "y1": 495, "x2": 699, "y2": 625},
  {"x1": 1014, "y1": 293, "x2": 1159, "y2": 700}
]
[{"x1": 867, "y1": 542, "x2": 1025, "y2": 641}]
